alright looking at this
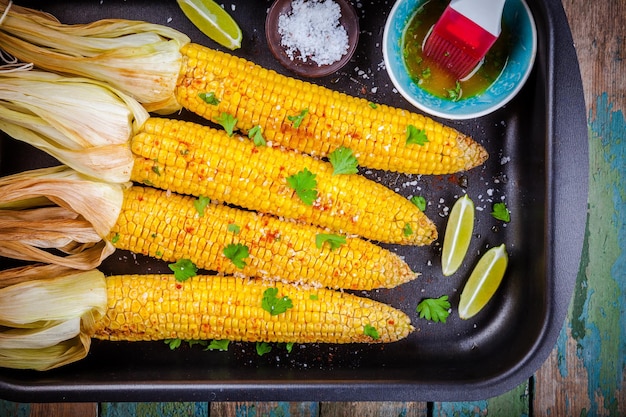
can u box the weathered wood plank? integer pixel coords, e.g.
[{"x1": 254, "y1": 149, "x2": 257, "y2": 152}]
[
  {"x1": 432, "y1": 383, "x2": 529, "y2": 417},
  {"x1": 320, "y1": 401, "x2": 427, "y2": 417},
  {"x1": 210, "y1": 402, "x2": 319, "y2": 417},
  {"x1": 29, "y1": 402, "x2": 97, "y2": 417},
  {"x1": 532, "y1": 0, "x2": 626, "y2": 415},
  {"x1": 0, "y1": 400, "x2": 30, "y2": 417},
  {"x1": 100, "y1": 402, "x2": 209, "y2": 417}
]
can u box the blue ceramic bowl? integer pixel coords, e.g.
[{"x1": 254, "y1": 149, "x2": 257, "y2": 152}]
[{"x1": 383, "y1": 0, "x2": 537, "y2": 120}]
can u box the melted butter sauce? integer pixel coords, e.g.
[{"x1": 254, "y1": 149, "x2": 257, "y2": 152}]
[{"x1": 402, "y1": 0, "x2": 510, "y2": 101}]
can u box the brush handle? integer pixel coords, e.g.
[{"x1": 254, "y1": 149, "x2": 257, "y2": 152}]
[{"x1": 450, "y1": 0, "x2": 506, "y2": 36}]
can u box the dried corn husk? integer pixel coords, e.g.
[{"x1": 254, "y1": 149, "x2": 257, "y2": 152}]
[
  {"x1": 0, "y1": 166, "x2": 129, "y2": 269},
  {"x1": 0, "y1": 70, "x2": 148, "y2": 183},
  {"x1": 0, "y1": 0, "x2": 189, "y2": 113},
  {"x1": 0, "y1": 264, "x2": 107, "y2": 370}
]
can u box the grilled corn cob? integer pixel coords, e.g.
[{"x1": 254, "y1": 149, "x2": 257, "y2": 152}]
[
  {"x1": 131, "y1": 118, "x2": 436, "y2": 245},
  {"x1": 93, "y1": 274, "x2": 414, "y2": 344},
  {"x1": 112, "y1": 186, "x2": 417, "y2": 290},
  {"x1": 0, "y1": 265, "x2": 412, "y2": 370},
  {"x1": 176, "y1": 44, "x2": 488, "y2": 174},
  {"x1": 0, "y1": 5, "x2": 487, "y2": 174}
]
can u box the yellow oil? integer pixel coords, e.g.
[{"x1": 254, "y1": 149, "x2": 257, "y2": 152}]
[{"x1": 402, "y1": 0, "x2": 510, "y2": 100}]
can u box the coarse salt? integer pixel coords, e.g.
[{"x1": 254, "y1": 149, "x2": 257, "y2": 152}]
[{"x1": 278, "y1": 0, "x2": 349, "y2": 66}]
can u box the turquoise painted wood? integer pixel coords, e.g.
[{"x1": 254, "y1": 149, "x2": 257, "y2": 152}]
[{"x1": 100, "y1": 402, "x2": 208, "y2": 417}]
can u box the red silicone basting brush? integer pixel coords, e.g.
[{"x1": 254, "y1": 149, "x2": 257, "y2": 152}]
[{"x1": 423, "y1": 0, "x2": 506, "y2": 80}]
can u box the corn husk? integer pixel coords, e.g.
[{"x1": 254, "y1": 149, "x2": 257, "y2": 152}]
[
  {"x1": 0, "y1": 70, "x2": 148, "y2": 183},
  {"x1": 0, "y1": 165, "x2": 129, "y2": 269},
  {"x1": 0, "y1": 264, "x2": 107, "y2": 370},
  {"x1": 0, "y1": 0, "x2": 190, "y2": 113}
]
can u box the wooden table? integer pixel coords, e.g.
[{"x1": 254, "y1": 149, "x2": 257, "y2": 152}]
[{"x1": 1, "y1": 0, "x2": 624, "y2": 415}]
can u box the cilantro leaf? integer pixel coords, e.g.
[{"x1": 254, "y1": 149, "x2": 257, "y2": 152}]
[
  {"x1": 168, "y1": 259, "x2": 198, "y2": 282},
  {"x1": 403, "y1": 223, "x2": 413, "y2": 236},
  {"x1": 227, "y1": 223, "x2": 241, "y2": 234},
  {"x1": 491, "y1": 202, "x2": 511, "y2": 222},
  {"x1": 416, "y1": 295, "x2": 451, "y2": 323},
  {"x1": 111, "y1": 233, "x2": 120, "y2": 244},
  {"x1": 285, "y1": 342, "x2": 294, "y2": 353},
  {"x1": 406, "y1": 125, "x2": 429, "y2": 146},
  {"x1": 248, "y1": 125, "x2": 266, "y2": 146},
  {"x1": 256, "y1": 341, "x2": 272, "y2": 356},
  {"x1": 186, "y1": 340, "x2": 208, "y2": 348},
  {"x1": 286, "y1": 168, "x2": 318, "y2": 205},
  {"x1": 216, "y1": 112, "x2": 237, "y2": 136},
  {"x1": 207, "y1": 339, "x2": 230, "y2": 351},
  {"x1": 223, "y1": 243, "x2": 249, "y2": 269},
  {"x1": 261, "y1": 287, "x2": 293, "y2": 316},
  {"x1": 151, "y1": 165, "x2": 161, "y2": 176},
  {"x1": 447, "y1": 81, "x2": 462, "y2": 102},
  {"x1": 329, "y1": 146, "x2": 358, "y2": 175},
  {"x1": 410, "y1": 195, "x2": 427, "y2": 211},
  {"x1": 368, "y1": 102, "x2": 378, "y2": 109},
  {"x1": 165, "y1": 338, "x2": 182, "y2": 350},
  {"x1": 287, "y1": 108, "x2": 309, "y2": 128},
  {"x1": 315, "y1": 233, "x2": 347, "y2": 251},
  {"x1": 363, "y1": 324, "x2": 380, "y2": 340},
  {"x1": 193, "y1": 195, "x2": 211, "y2": 217},
  {"x1": 198, "y1": 92, "x2": 220, "y2": 105}
]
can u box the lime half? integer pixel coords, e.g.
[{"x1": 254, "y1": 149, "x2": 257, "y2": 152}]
[
  {"x1": 441, "y1": 194, "x2": 475, "y2": 276},
  {"x1": 177, "y1": 0, "x2": 242, "y2": 50},
  {"x1": 458, "y1": 244, "x2": 509, "y2": 320}
]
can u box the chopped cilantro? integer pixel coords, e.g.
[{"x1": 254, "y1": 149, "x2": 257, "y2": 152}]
[
  {"x1": 416, "y1": 295, "x2": 451, "y2": 323},
  {"x1": 329, "y1": 146, "x2": 358, "y2": 175},
  {"x1": 287, "y1": 108, "x2": 309, "y2": 128},
  {"x1": 315, "y1": 233, "x2": 347, "y2": 251},
  {"x1": 406, "y1": 125, "x2": 429, "y2": 146},
  {"x1": 364, "y1": 324, "x2": 380, "y2": 340},
  {"x1": 165, "y1": 338, "x2": 182, "y2": 350},
  {"x1": 368, "y1": 102, "x2": 378, "y2": 109},
  {"x1": 403, "y1": 223, "x2": 413, "y2": 236},
  {"x1": 111, "y1": 233, "x2": 120, "y2": 244},
  {"x1": 286, "y1": 168, "x2": 318, "y2": 205},
  {"x1": 491, "y1": 202, "x2": 511, "y2": 222},
  {"x1": 198, "y1": 92, "x2": 220, "y2": 105},
  {"x1": 223, "y1": 243, "x2": 249, "y2": 269},
  {"x1": 207, "y1": 339, "x2": 230, "y2": 351},
  {"x1": 309, "y1": 294, "x2": 319, "y2": 301},
  {"x1": 151, "y1": 165, "x2": 161, "y2": 176},
  {"x1": 261, "y1": 287, "x2": 293, "y2": 316},
  {"x1": 227, "y1": 223, "x2": 241, "y2": 234},
  {"x1": 447, "y1": 81, "x2": 462, "y2": 102},
  {"x1": 216, "y1": 112, "x2": 237, "y2": 136},
  {"x1": 248, "y1": 125, "x2": 266, "y2": 146},
  {"x1": 193, "y1": 195, "x2": 211, "y2": 217},
  {"x1": 256, "y1": 341, "x2": 272, "y2": 356},
  {"x1": 168, "y1": 258, "x2": 198, "y2": 281},
  {"x1": 421, "y1": 67, "x2": 432, "y2": 79},
  {"x1": 186, "y1": 340, "x2": 208, "y2": 348},
  {"x1": 410, "y1": 195, "x2": 427, "y2": 211},
  {"x1": 285, "y1": 342, "x2": 294, "y2": 353}
]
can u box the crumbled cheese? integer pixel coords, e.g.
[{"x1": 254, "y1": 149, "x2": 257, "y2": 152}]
[{"x1": 278, "y1": 0, "x2": 349, "y2": 66}]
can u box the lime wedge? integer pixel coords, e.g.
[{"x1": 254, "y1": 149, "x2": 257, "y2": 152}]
[
  {"x1": 458, "y1": 244, "x2": 509, "y2": 320},
  {"x1": 441, "y1": 194, "x2": 475, "y2": 276},
  {"x1": 177, "y1": 0, "x2": 242, "y2": 50}
]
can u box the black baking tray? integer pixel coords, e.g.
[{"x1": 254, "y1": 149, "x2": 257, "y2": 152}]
[{"x1": 0, "y1": 0, "x2": 587, "y2": 402}]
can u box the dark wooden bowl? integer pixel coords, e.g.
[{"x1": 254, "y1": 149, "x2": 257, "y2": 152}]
[{"x1": 265, "y1": 0, "x2": 360, "y2": 78}]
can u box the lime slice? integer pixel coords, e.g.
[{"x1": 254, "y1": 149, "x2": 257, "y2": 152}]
[
  {"x1": 441, "y1": 194, "x2": 475, "y2": 276},
  {"x1": 177, "y1": 0, "x2": 242, "y2": 50},
  {"x1": 458, "y1": 244, "x2": 509, "y2": 320}
]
